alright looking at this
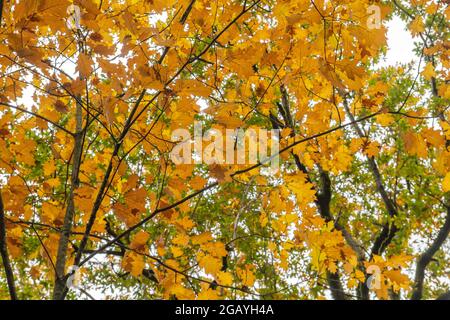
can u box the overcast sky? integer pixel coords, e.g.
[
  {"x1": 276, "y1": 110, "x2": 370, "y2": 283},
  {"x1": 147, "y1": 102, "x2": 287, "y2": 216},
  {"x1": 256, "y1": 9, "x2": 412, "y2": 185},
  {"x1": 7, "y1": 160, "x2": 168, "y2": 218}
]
[{"x1": 383, "y1": 16, "x2": 417, "y2": 66}]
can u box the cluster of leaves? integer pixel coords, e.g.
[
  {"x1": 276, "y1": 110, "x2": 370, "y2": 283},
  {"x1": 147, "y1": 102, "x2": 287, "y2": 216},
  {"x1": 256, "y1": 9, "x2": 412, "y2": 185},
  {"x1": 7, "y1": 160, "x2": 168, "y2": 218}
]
[{"x1": 0, "y1": 0, "x2": 449, "y2": 300}]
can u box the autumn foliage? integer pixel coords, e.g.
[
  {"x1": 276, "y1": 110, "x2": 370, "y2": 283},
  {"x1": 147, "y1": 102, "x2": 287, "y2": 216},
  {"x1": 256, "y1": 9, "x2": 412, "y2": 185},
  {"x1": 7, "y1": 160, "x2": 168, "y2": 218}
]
[{"x1": 0, "y1": 0, "x2": 449, "y2": 300}]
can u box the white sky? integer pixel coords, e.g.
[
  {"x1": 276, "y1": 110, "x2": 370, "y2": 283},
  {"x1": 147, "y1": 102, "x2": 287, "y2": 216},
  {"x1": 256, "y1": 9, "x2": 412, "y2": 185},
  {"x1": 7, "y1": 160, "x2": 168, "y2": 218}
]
[{"x1": 383, "y1": 16, "x2": 416, "y2": 66}]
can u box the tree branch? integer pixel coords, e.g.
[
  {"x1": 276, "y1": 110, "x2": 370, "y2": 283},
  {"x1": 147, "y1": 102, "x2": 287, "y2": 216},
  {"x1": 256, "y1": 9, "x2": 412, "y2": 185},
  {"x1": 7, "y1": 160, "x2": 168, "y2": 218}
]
[
  {"x1": 0, "y1": 0, "x2": 4, "y2": 27},
  {"x1": 341, "y1": 95, "x2": 400, "y2": 299},
  {"x1": 0, "y1": 191, "x2": 18, "y2": 300},
  {"x1": 0, "y1": 102, "x2": 75, "y2": 136},
  {"x1": 412, "y1": 206, "x2": 450, "y2": 300},
  {"x1": 52, "y1": 42, "x2": 86, "y2": 298},
  {"x1": 277, "y1": 87, "x2": 348, "y2": 300}
]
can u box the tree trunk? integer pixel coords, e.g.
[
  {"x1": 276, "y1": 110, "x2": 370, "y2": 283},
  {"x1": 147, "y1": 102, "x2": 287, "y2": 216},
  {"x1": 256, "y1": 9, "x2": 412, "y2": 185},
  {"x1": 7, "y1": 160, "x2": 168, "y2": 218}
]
[
  {"x1": 0, "y1": 193, "x2": 18, "y2": 300},
  {"x1": 52, "y1": 97, "x2": 83, "y2": 300}
]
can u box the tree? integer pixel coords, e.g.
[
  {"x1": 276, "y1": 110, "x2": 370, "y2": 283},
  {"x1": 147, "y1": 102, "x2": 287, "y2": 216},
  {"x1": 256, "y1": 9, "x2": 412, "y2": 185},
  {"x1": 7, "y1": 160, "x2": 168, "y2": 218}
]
[{"x1": 0, "y1": 0, "x2": 448, "y2": 300}]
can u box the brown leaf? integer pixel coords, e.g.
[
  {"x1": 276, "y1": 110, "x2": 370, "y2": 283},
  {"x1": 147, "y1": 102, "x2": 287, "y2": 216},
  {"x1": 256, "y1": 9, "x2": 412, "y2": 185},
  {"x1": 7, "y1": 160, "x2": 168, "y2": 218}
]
[
  {"x1": 89, "y1": 32, "x2": 103, "y2": 42},
  {"x1": 54, "y1": 100, "x2": 69, "y2": 113},
  {"x1": 77, "y1": 53, "x2": 93, "y2": 78}
]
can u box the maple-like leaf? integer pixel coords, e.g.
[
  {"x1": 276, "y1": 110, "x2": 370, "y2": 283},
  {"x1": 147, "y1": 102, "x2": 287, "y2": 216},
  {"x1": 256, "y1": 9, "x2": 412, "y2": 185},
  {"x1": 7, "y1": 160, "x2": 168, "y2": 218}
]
[
  {"x1": 443, "y1": 173, "x2": 450, "y2": 193},
  {"x1": 77, "y1": 53, "x2": 93, "y2": 78},
  {"x1": 0, "y1": 0, "x2": 448, "y2": 302}
]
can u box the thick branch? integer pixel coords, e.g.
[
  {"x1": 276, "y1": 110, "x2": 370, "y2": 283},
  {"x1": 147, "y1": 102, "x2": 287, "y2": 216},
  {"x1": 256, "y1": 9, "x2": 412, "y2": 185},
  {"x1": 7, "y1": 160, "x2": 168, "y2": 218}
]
[
  {"x1": 412, "y1": 206, "x2": 450, "y2": 300},
  {"x1": 342, "y1": 96, "x2": 401, "y2": 299},
  {"x1": 0, "y1": 192, "x2": 18, "y2": 300},
  {"x1": 342, "y1": 98, "x2": 399, "y2": 252},
  {"x1": 52, "y1": 94, "x2": 84, "y2": 300},
  {"x1": 0, "y1": 0, "x2": 3, "y2": 25},
  {"x1": 72, "y1": 90, "x2": 147, "y2": 270},
  {"x1": 277, "y1": 87, "x2": 348, "y2": 300},
  {"x1": 326, "y1": 272, "x2": 347, "y2": 300}
]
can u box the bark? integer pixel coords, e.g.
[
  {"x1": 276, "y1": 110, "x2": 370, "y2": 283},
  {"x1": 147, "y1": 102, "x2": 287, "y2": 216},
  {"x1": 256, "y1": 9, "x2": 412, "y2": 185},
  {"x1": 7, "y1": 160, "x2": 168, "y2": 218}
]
[
  {"x1": 326, "y1": 272, "x2": 347, "y2": 300},
  {"x1": 412, "y1": 206, "x2": 450, "y2": 300},
  {"x1": 0, "y1": 193, "x2": 18, "y2": 300},
  {"x1": 316, "y1": 170, "x2": 348, "y2": 300},
  {"x1": 275, "y1": 87, "x2": 349, "y2": 300},
  {"x1": 393, "y1": 3, "x2": 450, "y2": 300},
  {"x1": 342, "y1": 97, "x2": 400, "y2": 299},
  {"x1": 0, "y1": 0, "x2": 3, "y2": 24},
  {"x1": 52, "y1": 96, "x2": 84, "y2": 300}
]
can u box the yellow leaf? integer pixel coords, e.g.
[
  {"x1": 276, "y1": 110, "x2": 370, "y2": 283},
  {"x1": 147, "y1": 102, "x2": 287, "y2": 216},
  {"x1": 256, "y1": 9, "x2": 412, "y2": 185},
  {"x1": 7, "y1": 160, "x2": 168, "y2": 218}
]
[
  {"x1": 364, "y1": 141, "x2": 380, "y2": 158},
  {"x1": 217, "y1": 271, "x2": 233, "y2": 286},
  {"x1": 197, "y1": 253, "x2": 222, "y2": 276},
  {"x1": 384, "y1": 270, "x2": 409, "y2": 286},
  {"x1": 191, "y1": 232, "x2": 213, "y2": 245},
  {"x1": 355, "y1": 270, "x2": 366, "y2": 283},
  {"x1": 171, "y1": 246, "x2": 184, "y2": 258},
  {"x1": 122, "y1": 252, "x2": 145, "y2": 277},
  {"x1": 175, "y1": 216, "x2": 195, "y2": 231},
  {"x1": 422, "y1": 63, "x2": 436, "y2": 81},
  {"x1": 202, "y1": 241, "x2": 227, "y2": 258},
  {"x1": 376, "y1": 114, "x2": 394, "y2": 127},
  {"x1": 387, "y1": 254, "x2": 413, "y2": 268},
  {"x1": 130, "y1": 231, "x2": 149, "y2": 252},
  {"x1": 409, "y1": 17, "x2": 425, "y2": 35},
  {"x1": 348, "y1": 278, "x2": 358, "y2": 289},
  {"x1": 170, "y1": 284, "x2": 196, "y2": 299},
  {"x1": 172, "y1": 233, "x2": 189, "y2": 246},
  {"x1": 310, "y1": 246, "x2": 326, "y2": 273},
  {"x1": 197, "y1": 285, "x2": 220, "y2": 300},
  {"x1": 237, "y1": 265, "x2": 256, "y2": 287},
  {"x1": 41, "y1": 202, "x2": 61, "y2": 225},
  {"x1": 13, "y1": 0, "x2": 39, "y2": 21},
  {"x1": 77, "y1": 53, "x2": 93, "y2": 78},
  {"x1": 403, "y1": 131, "x2": 427, "y2": 158},
  {"x1": 443, "y1": 173, "x2": 450, "y2": 192},
  {"x1": 43, "y1": 159, "x2": 56, "y2": 176},
  {"x1": 176, "y1": 79, "x2": 212, "y2": 98},
  {"x1": 287, "y1": 174, "x2": 317, "y2": 207}
]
